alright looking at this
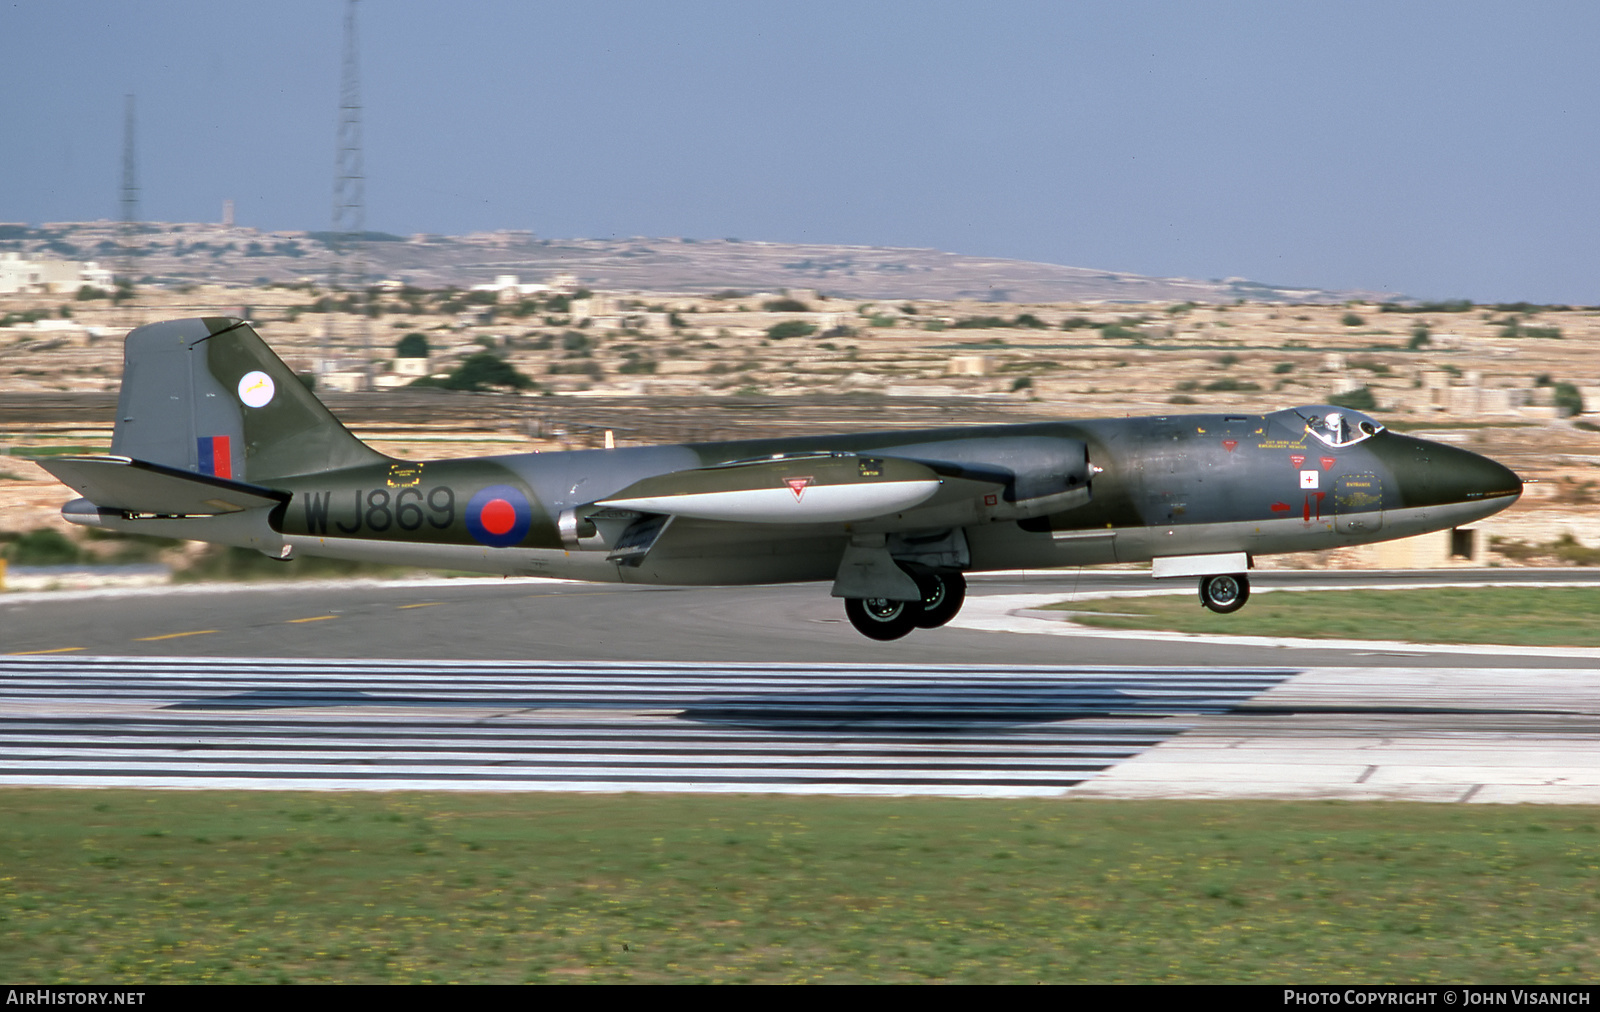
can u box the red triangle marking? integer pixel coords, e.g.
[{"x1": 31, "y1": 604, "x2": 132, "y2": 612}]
[
  {"x1": 1222, "y1": 440, "x2": 1238, "y2": 452},
  {"x1": 1320, "y1": 456, "x2": 1337, "y2": 471},
  {"x1": 784, "y1": 476, "x2": 813, "y2": 500},
  {"x1": 1289, "y1": 454, "x2": 1305, "y2": 468}
]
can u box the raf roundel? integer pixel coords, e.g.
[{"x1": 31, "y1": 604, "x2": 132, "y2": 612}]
[
  {"x1": 465, "y1": 485, "x2": 533, "y2": 548},
  {"x1": 237, "y1": 370, "x2": 275, "y2": 408}
]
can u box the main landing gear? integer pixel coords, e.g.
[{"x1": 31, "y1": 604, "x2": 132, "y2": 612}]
[
  {"x1": 844, "y1": 570, "x2": 967, "y2": 641},
  {"x1": 1198, "y1": 572, "x2": 1250, "y2": 614}
]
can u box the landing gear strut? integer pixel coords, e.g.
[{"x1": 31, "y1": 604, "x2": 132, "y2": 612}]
[
  {"x1": 1198, "y1": 573, "x2": 1250, "y2": 614},
  {"x1": 844, "y1": 569, "x2": 968, "y2": 640}
]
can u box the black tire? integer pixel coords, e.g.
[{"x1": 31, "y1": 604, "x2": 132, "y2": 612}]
[
  {"x1": 1199, "y1": 573, "x2": 1250, "y2": 614},
  {"x1": 844, "y1": 597, "x2": 921, "y2": 641},
  {"x1": 912, "y1": 570, "x2": 967, "y2": 629}
]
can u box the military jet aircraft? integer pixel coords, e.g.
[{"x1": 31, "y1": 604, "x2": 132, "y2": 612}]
[{"x1": 39, "y1": 317, "x2": 1523, "y2": 640}]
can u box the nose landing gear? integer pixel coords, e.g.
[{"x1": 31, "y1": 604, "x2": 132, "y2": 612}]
[{"x1": 1198, "y1": 572, "x2": 1250, "y2": 614}]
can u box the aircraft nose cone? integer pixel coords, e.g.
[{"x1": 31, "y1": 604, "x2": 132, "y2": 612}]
[
  {"x1": 1431, "y1": 443, "x2": 1522, "y2": 507},
  {"x1": 1379, "y1": 434, "x2": 1522, "y2": 509}
]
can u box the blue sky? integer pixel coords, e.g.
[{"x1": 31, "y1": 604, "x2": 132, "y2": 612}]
[{"x1": 4, "y1": 1, "x2": 1598, "y2": 302}]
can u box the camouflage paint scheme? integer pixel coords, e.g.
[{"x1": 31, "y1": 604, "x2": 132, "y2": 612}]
[{"x1": 41, "y1": 318, "x2": 1523, "y2": 637}]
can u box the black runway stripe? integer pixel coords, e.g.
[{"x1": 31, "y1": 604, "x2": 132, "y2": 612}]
[{"x1": 0, "y1": 657, "x2": 1295, "y2": 795}]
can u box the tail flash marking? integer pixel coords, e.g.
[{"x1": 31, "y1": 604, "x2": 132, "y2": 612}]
[{"x1": 197, "y1": 436, "x2": 232, "y2": 479}]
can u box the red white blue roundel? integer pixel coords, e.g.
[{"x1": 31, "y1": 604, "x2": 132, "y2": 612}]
[{"x1": 465, "y1": 485, "x2": 532, "y2": 548}]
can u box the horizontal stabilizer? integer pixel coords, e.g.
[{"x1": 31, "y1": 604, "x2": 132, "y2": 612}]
[
  {"x1": 35, "y1": 455, "x2": 288, "y2": 516},
  {"x1": 595, "y1": 453, "x2": 941, "y2": 523}
]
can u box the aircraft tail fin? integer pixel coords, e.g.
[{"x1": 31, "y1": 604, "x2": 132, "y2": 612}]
[{"x1": 110, "y1": 317, "x2": 387, "y2": 482}]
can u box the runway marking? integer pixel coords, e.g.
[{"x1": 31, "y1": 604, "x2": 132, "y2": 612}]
[
  {"x1": 286, "y1": 616, "x2": 339, "y2": 624},
  {"x1": 397, "y1": 602, "x2": 441, "y2": 609},
  {"x1": 4, "y1": 647, "x2": 84, "y2": 655},
  {"x1": 133, "y1": 630, "x2": 217, "y2": 642},
  {"x1": 0, "y1": 657, "x2": 1294, "y2": 797}
]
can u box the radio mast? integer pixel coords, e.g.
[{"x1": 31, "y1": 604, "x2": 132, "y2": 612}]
[{"x1": 328, "y1": 0, "x2": 369, "y2": 385}]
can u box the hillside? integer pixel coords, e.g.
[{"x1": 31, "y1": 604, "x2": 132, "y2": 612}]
[{"x1": 1, "y1": 221, "x2": 1377, "y2": 304}]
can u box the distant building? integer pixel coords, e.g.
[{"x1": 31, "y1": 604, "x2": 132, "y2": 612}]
[{"x1": 0, "y1": 253, "x2": 114, "y2": 294}]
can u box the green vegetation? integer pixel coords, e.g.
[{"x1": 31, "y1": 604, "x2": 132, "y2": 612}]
[
  {"x1": 1490, "y1": 534, "x2": 1600, "y2": 566},
  {"x1": 1340, "y1": 312, "x2": 1364, "y2": 327},
  {"x1": 1553, "y1": 382, "x2": 1584, "y2": 417},
  {"x1": 1, "y1": 791, "x2": 1597, "y2": 983},
  {"x1": 1348, "y1": 358, "x2": 1392, "y2": 376},
  {"x1": 766, "y1": 320, "x2": 817, "y2": 340},
  {"x1": 1380, "y1": 300, "x2": 1473, "y2": 314},
  {"x1": 1328, "y1": 386, "x2": 1378, "y2": 411},
  {"x1": 0, "y1": 528, "x2": 81, "y2": 565},
  {"x1": 762, "y1": 298, "x2": 810, "y2": 312},
  {"x1": 1047, "y1": 587, "x2": 1600, "y2": 646},
  {"x1": 1499, "y1": 320, "x2": 1563, "y2": 339},
  {"x1": 411, "y1": 353, "x2": 537, "y2": 393},
  {"x1": 395, "y1": 332, "x2": 430, "y2": 358}
]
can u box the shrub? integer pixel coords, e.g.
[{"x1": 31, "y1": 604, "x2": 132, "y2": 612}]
[
  {"x1": 4, "y1": 529, "x2": 80, "y2": 565},
  {"x1": 766, "y1": 320, "x2": 817, "y2": 340},
  {"x1": 1553, "y1": 382, "x2": 1583, "y2": 417},
  {"x1": 395, "y1": 332, "x2": 429, "y2": 358},
  {"x1": 762, "y1": 298, "x2": 809, "y2": 312},
  {"x1": 1341, "y1": 312, "x2": 1364, "y2": 327},
  {"x1": 1328, "y1": 386, "x2": 1377, "y2": 411},
  {"x1": 413, "y1": 352, "x2": 537, "y2": 392}
]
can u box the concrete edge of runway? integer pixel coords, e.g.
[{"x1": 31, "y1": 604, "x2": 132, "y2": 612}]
[{"x1": 952, "y1": 584, "x2": 1600, "y2": 659}]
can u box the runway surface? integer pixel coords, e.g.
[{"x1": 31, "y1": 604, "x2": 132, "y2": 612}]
[
  {"x1": 6, "y1": 569, "x2": 1600, "y2": 666},
  {"x1": 1, "y1": 570, "x2": 1597, "y2": 801},
  {"x1": 0, "y1": 656, "x2": 1291, "y2": 796}
]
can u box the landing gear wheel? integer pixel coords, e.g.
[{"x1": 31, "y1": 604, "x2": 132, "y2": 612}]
[
  {"x1": 1199, "y1": 573, "x2": 1250, "y2": 614},
  {"x1": 912, "y1": 570, "x2": 967, "y2": 629},
  {"x1": 844, "y1": 597, "x2": 921, "y2": 641}
]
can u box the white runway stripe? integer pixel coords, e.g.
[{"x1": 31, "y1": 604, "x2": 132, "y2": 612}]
[{"x1": 0, "y1": 657, "x2": 1294, "y2": 797}]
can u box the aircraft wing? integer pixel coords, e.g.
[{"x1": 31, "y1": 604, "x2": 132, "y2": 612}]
[
  {"x1": 593, "y1": 452, "x2": 945, "y2": 523},
  {"x1": 34, "y1": 455, "x2": 289, "y2": 516}
]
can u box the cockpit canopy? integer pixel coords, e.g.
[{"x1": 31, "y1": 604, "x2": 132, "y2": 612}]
[{"x1": 1273, "y1": 405, "x2": 1386, "y2": 448}]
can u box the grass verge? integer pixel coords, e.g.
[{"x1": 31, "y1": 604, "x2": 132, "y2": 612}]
[
  {"x1": 1045, "y1": 587, "x2": 1600, "y2": 647},
  {"x1": 2, "y1": 791, "x2": 1598, "y2": 983}
]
